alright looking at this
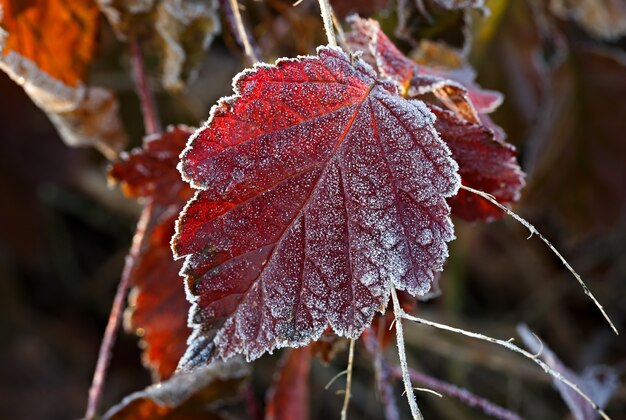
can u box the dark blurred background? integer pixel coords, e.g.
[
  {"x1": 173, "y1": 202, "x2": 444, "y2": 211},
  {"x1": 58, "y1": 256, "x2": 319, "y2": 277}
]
[{"x1": 1, "y1": 1, "x2": 625, "y2": 419}]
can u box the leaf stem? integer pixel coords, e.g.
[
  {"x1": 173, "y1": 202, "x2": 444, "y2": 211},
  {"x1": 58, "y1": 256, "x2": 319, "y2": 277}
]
[
  {"x1": 398, "y1": 311, "x2": 611, "y2": 420},
  {"x1": 330, "y1": 7, "x2": 347, "y2": 47},
  {"x1": 340, "y1": 339, "x2": 356, "y2": 420},
  {"x1": 85, "y1": 202, "x2": 154, "y2": 419},
  {"x1": 391, "y1": 287, "x2": 424, "y2": 420},
  {"x1": 318, "y1": 0, "x2": 337, "y2": 47},
  {"x1": 459, "y1": 185, "x2": 618, "y2": 335},
  {"x1": 130, "y1": 38, "x2": 162, "y2": 136},
  {"x1": 227, "y1": 0, "x2": 259, "y2": 64},
  {"x1": 390, "y1": 366, "x2": 522, "y2": 420},
  {"x1": 362, "y1": 328, "x2": 400, "y2": 420}
]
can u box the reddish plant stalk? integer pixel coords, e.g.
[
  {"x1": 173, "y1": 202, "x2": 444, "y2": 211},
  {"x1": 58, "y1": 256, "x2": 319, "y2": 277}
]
[
  {"x1": 362, "y1": 321, "x2": 521, "y2": 420},
  {"x1": 244, "y1": 383, "x2": 263, "y2": 420},
  {"x1": 85, "y1": 202, "x2": 155, "y2": 419},
  {"x1": 390, "y1": 366, "x2": 523, "y2": 420},
  {"x1": 362, "y1": 328, "x2": 400, "y2": 420},
  {"x1": 130, "y1": 38, "x2": 162, "y2": 136}
]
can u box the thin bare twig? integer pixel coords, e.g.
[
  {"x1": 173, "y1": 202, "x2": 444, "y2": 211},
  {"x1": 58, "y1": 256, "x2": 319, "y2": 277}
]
[
  {"x1": 391, "y1": 288, "x2": 424, "y2": 420},
  {"x1": 341, "y1": 339, "x2": 356, "y2": 420},
  {"x1": 460, "y1": 185, "x2": 618, "y2": 335},
  {"x1": 85, "y1": 202, "x2": 155, "y2": 419},
  {"x1": 399, "y1": 311, "x2": 611, "y2": 420},
  {"x1": 364, "y1": 321, "x2": 520, "y2": 420},
  {"x1": 325, "y1": 369, "x2": 348, "y2": 390},
  {"x1": 227, "y1": 0, "x2": 259, "y2": 64},
  {"x1": 330, "y1": 6, "x2": 347, "y2": 47},
  {"x1": 390, "y1": 366, "x2": 522, "y2": 420},
  {"x1": 244, "y1": 382, "x2": 263, "y2": 420},
  {"x1": 362, "y1": 328, "x2": 400, "y2": 420},
  {"x1": 129, "y1": 39, "x2": 161, "y2": 136},
  {"x1": 318, "y1": 0, "x2": 337, "y2": 47}
]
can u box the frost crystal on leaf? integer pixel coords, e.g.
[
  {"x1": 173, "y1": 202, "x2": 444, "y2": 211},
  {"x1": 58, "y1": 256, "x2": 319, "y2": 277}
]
[{"x1": 173, "y1": 47, "x2": 460, "y2": 368}]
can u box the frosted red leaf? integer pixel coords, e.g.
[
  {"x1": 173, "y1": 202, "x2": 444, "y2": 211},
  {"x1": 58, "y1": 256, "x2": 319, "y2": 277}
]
[
  {"x1": 429, "y1": 106, "x2": 525, "y2": 222},
  {"x1": 109, "y1": 126, "x2": 193, "y2": 205},
  {"x1": 265, "y1": 346, "x2": 312, "y2": 420},
  {"x1": 173, "y1": 47, "x2": 459, "y2": 367},
  {"x1": 109, "y1": 126, "x2": 194, "y2": 379},
  {"x1": 345, "y1": 16, "x2": 524, "y2": 221}
]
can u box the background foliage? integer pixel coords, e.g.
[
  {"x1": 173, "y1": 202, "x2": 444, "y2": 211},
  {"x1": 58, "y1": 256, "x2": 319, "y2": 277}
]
[{"x1": 0, "y1": 0, "x2": 625, "y2": 418}]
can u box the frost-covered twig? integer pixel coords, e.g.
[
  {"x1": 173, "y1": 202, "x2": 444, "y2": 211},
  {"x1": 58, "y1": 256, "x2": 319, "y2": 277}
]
[
  {"x1": 390, "y1": 366, "x2": 522, "y2": 420},
  {"x1": 398, "y1": 310, "x2": 611, "y2": 420},
  {"x1": 341, "y1": 339, "x2": 356, "y2": 420},
  {"x1": 363, "y1": 322, "x2": 520, "y2": 420},
  {"x1": 318, "y1": 0, "x2": 337, "y2": 47},
  {"x1": 362, "y1": 328, "x2": 400, "y2": 420},
  {"x1": 391, "y1": 287, "x2": 424, "y2": 420},
  {"x1": 460, "y1": 185, "x2": 618, "y2": 336}
]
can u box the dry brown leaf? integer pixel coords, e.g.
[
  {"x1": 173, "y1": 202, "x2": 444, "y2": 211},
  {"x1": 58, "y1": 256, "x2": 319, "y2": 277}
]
[
  {"x1": 0, "y1": 1, "x2": 127, "y2": 158},
  {"x1": 98, "y1": 0, "x2": 220, "y2": 91},
  {"x1": 103, "y1": 358, "x2": 250, "y2": 419}
]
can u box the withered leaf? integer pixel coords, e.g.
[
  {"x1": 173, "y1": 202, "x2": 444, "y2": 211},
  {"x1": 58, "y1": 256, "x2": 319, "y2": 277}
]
[
  {"x1": 0, "y1": 0, "x2": 127, "y2": 157},
  {"x1": 98, "y1": 0, "x2": 220, "y2": 91},
  {"x1": 103, "y1": 358, "x2": 250, "y2": 419}
]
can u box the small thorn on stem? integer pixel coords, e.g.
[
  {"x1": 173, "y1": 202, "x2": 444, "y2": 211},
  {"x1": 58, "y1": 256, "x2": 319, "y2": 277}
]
[{"x1": 325, "y1": 369, "x2": 348, "y2": 390}]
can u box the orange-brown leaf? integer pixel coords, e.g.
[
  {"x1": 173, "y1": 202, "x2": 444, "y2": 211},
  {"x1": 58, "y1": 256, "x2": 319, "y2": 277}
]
[
  {"x1": 0, "y1": 0, "x2": 99, "y2": 86},
  {"x1": 110, "y1": 126, "x2": 194, "y2": 380},
  {"x1": 0, "y1": 2, "x2": 126, "y2": 156}
]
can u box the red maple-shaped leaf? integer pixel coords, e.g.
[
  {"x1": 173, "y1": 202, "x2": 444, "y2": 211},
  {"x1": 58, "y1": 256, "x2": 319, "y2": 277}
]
[
  {"x1": 265, "y1": 346, "x2": 312, "y2": 420},
  {"x1": 109, "y1": 127, "x2": 193, "y2": 205},
  {"x1": 345, "y1": 16, "x2": 525, "y2": 221},
  {"x1": 109, "y1": 126, "x2": 194, "y2": 380},
  {"x1": 173, "y1": 47, "x2": 460, "y2": 367}
]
